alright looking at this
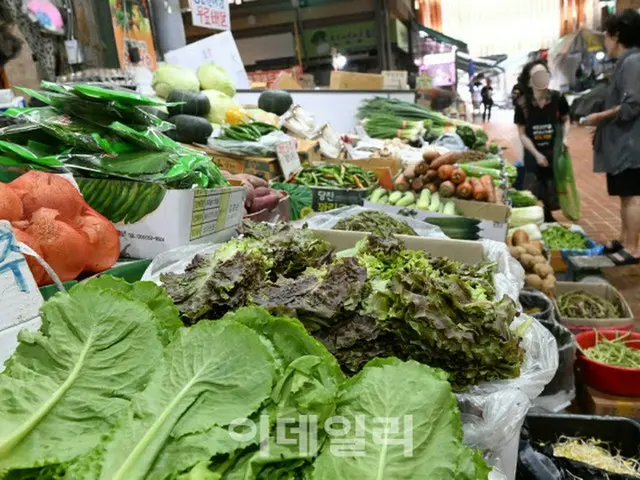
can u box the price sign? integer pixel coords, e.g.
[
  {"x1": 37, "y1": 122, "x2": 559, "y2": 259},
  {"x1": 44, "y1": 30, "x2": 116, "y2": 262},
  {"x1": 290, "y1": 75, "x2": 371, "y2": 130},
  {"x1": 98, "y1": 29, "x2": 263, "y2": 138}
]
[
  {"x1": 191, "y1": 0, "x2": 230, "y2": 31},
  {"x1": 276, "y1": 138, "x2": 301, "y2": 180}
]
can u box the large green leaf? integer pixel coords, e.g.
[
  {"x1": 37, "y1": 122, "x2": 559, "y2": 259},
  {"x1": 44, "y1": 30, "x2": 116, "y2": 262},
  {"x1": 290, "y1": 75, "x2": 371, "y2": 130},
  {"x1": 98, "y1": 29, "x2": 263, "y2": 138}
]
[
  {"x1": 97, "y1": 321, "x2": 276, "y2": 480},
  {"x1": 312, "y1": 358, "x2": 490, "y2": 480},
  {"x1": 0, "y1": 284, "x2": 163, "y2": 474},
  {"x1": 82, "y1": 276, "x2": 182, "y2": 345}
]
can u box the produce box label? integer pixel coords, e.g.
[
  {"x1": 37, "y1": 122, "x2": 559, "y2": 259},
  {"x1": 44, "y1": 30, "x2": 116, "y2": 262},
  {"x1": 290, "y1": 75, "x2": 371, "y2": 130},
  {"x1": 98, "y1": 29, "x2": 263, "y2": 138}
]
[
  {"x1": 190, "y1": 188, "x2": 243, "y2": 240},
  {"x1": 311, "y1": 187, "x2": 369, "y2": 211}
]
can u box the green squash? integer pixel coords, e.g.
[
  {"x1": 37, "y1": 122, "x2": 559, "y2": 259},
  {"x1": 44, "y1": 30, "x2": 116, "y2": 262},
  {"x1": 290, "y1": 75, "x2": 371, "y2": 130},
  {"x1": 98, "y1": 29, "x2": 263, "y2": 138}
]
[{"x1": 257, "y1": 89, "x2": 293, "y2": 116}]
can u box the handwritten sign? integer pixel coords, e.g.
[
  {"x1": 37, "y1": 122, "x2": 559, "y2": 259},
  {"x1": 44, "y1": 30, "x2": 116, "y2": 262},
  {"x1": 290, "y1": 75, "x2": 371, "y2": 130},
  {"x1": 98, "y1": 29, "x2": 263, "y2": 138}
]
[
  {"x1": 191, "y1": 0, "x2": 230, "y2": 31},
  {"x1": 276, "y1": 138, "x2": 301, "y2": 181},
  {"x1": 0, "y1": 221, "x2": 43, "y2": 334},
  {"x1": 164, "y1": 31, "x2": 250, "y2": 89}
]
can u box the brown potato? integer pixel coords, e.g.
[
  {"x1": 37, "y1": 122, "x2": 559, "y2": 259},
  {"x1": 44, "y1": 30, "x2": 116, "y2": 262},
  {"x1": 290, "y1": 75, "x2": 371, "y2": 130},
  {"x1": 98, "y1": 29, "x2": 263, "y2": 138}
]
[
  {"x1": 525, "y1": 274, "x2": 543, "y2": 290},
  {"x1": 519, "y1": 253, "x2": 535, "y2": 271},
  {"x1": 512, "y1": 230, "x2": 530, "y2": 246},
  {"x1": 534, "y1": 263, "x2": 554, "y2": 279},
  {"x1": 509, "y1": 246, "x2": 526, "y2": 260},
  {"x1": 523, "y1": 244, "x2": 542, "y2": 256},
  {"x1": 541, "y1": 275, "x2": 556, "y2": 296}
]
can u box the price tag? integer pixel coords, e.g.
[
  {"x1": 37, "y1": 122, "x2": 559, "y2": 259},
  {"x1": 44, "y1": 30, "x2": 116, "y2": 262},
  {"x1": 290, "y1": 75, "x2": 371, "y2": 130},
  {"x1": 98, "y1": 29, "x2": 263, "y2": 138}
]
[{"x1": 276, "y1": 138, "x2": 301, "y2": 180}]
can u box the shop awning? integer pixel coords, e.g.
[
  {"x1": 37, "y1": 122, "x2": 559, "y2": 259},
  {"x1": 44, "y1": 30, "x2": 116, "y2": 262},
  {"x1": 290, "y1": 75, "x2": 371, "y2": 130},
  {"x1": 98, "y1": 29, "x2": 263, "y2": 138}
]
[
  {"x1": 414, "y1": 22, "x2": 469, "y2": 53},
  {"x1": 456, "y1": 52, "x2": 506, "y2": 74}
]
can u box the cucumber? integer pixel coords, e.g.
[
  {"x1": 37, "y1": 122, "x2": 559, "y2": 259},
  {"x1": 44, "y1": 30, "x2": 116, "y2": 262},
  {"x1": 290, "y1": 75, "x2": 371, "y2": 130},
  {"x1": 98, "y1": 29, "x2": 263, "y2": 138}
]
[
  {"x1": 417, "y1": 190, "x2": 431, "y2": 210},
  {"x1": 388, "y1": 191, "x2": 403, "y2": 205},
  {"x1": 428, "y1": 192, "x2": 441, "y2": 213},
  {"x1": 90, "y1": 180, "x2": 114, "y2": 217},
  {"x1": 111, "y1": 182, "x2": 141, "y2": 223},
  {"x1": 396, "y1": 192, "x2": 416, "y2": 207},
  {"x1": 369, "y1": 187, "x2": 387, "y2": 203},
  {"x1": 443, "y1": 200, "x2": 457, "y2": 216}
]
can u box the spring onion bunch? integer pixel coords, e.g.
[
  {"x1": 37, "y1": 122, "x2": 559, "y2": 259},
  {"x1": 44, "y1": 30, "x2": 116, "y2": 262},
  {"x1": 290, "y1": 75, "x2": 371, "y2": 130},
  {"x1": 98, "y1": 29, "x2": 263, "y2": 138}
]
[{"x1": 363, "y1": 114, "x2": 425, "y2": 141}]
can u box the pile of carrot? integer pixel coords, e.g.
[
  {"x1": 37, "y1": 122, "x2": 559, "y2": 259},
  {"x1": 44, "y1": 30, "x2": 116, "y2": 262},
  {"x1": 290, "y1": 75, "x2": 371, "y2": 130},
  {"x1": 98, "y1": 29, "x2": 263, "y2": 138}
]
[
  {"x1": 0, "y1": 171, "x2": 120, "y2": 285},
  {"x1": 392, "y1": 150, "x2": 497, "y2": 203}
]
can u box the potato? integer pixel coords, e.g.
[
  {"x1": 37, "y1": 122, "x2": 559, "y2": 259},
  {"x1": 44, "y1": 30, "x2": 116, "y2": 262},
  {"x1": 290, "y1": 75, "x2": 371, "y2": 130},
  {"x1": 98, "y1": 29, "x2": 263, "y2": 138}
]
[
  {"x1": 509, "y1": 246, "x2": 526, "y2": 260},
  {"x1": 512, "y1": 230, "x2": 530, "y2": 246},
  {"x1": 534, "y1": 263, "x2": 554, "y2": 279},
  {"x1": 530, "y1": 240, "x2": 544, "y2": 252},
  {"x1": 523, "y1": 243, "x2": 542, "y2": 256},
  {"x1": 525, "y1": 274, "x2": 543, "y2": 290},
  {"x1": 507, "y1": 235, "x2": 514, "y2": 247},
  {"x1": 519, "y1": 253, "x2": 535, "y2": 271},
  {"x1": 541, "y1": 275, "x2": 556, "y2": 296},
  {"x1": 531, "y1": 255, "x2": 547, "y2": 266}
]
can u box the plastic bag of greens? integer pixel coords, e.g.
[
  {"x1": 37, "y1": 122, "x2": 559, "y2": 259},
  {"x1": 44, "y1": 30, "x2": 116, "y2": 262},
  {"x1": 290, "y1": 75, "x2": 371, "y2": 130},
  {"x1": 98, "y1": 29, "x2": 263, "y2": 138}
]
[
  {"x1": 553, "y1": 129, "x2": 581, "y2": 221},
  {"x1": 108, "y1": 122, "x2": 181, "y2": 152},
  {"x1": 207, "y1": 130, "x2": 292, "y2": 156},
  {"x1": 302, "y1": 205, "x2": 447, "y2": 239}
]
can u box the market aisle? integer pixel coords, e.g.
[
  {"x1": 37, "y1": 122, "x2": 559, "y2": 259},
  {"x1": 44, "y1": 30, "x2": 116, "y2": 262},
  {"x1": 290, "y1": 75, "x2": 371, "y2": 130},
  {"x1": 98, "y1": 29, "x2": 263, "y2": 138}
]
[{"x1": 483, "y1": 113, "x2": 640, "y2": 321}]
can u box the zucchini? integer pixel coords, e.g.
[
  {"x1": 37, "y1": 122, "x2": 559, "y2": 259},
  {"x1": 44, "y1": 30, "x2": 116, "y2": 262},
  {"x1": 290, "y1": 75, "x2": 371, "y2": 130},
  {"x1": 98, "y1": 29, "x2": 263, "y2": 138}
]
[
  {"x1": 396, "y1": 192, "x2": 416, "y2": 207},
  {"x1": 168, "y1": 115, "x2": 213, "y2": 144},
  {"x1": 428, "y1": 192, "x2": 441, "y2": 212},
  {"x1": 417, "y1": 189, "x2": 431, "y2": 210},
  {"x1": 167, "y1": 90, "x2": 211, "y2": 117},
  {"x1": 388, "y1": 191, "x2": 403, "y2": 205},
  {"x1": 369, "y1": 187, "x2": 388, "y2": 203}
]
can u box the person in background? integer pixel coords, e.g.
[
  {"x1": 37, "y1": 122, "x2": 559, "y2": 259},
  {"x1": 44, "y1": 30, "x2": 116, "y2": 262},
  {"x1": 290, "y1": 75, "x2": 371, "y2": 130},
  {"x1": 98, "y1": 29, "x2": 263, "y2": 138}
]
[
  {"x1": 514, "y1": 61, "x2": 570, "y2": 222},
  {"x1": 582, "y1": 9, "x2": 640, "y2": 266},
  {"x1": 481, "y1": 78, "x2": 494, "y2": 121}
]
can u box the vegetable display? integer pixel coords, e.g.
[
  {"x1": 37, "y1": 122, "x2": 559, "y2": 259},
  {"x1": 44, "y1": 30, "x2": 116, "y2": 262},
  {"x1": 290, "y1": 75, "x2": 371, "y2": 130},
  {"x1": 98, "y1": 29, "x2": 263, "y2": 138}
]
[
  {"x1": 584, "y1": 331, "x2": 640, "y2": 368},
  {"x1": 557, "y1": 291, "x2": 622, "y2": 319},
  {"x1": 506, "y1": 189, "x2": 538, "y2": 207},
  {"x1": 333, "y1": 210, "x2": 418, "y2": 236},
  {"x1": 0, "y1": 277, "x2": 489, "y2": 479},
  {"x1": 161, "y1": 223, "x2": 524, "y2": 390},
  {"x1": 288, "y1": 164, "x2": 377, "y2": 189},
  {"x1": 2, "y1": 171, "x2": 119, "y2": 285},
  {"x1": 1, "y1": 82, "x2": 229, "y2": 190},
  {"x1": 217, "y1": 122, "x2": 279, "y2": 141},
  {"x1": 508, "y1": 229, "x2": 556, "y2": 296},
  {"x1": 542, "y1": 226, "x2": 588, "y2": 250}
]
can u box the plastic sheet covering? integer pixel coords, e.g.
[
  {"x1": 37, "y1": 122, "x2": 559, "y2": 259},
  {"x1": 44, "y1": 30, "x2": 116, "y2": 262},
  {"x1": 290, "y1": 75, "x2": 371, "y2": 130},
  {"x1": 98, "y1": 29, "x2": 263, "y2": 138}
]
[
  {"x1": 300, "y1": 205, "x2": 448, "y2": 238},
  {"x1": 207, "y1": 130, "x2": 292, "y2": 157},
  {"x1": 432, "y1": 132, "x2": 466, "y2": 151}
]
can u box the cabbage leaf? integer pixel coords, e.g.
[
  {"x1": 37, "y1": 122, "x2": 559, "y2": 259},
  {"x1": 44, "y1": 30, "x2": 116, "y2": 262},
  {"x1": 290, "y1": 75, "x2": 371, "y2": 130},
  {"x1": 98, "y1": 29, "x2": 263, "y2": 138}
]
[
  {"x1": 0, "y1": 284, "x2": 164, "y2": 474},
  {"x1": 312, "y1": 358, "x2": 490, "y2": 480},
  {"x1": 97, "y1": 321, "x2": 276, "y2": 480}
]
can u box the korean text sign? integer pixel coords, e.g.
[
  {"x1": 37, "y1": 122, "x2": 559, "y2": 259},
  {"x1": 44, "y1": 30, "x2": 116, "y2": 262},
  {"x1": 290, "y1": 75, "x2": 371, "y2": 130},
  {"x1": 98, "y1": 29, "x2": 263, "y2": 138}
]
[{"x1": 191, "y1": 0, "x2": 230, "y2": 31}]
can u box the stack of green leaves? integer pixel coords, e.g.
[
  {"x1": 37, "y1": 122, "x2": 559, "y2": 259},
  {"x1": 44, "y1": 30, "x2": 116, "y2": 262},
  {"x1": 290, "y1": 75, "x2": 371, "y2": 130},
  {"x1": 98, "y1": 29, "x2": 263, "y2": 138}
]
[
  {"x1": 161, "y1": 223, "x2": 524, "y2": 390},
  {"x1": 0, "y1": 82, "x2": 228, "y2": 189},
  {"x1": 0, "y1": 277, "x2": 490, "y2": 479}
]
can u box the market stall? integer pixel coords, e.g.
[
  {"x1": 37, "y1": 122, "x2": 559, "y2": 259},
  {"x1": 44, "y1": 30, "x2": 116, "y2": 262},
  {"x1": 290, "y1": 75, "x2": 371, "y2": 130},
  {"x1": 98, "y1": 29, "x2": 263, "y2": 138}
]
[{"x1": 0, "y1": 38, "x2": 639, "y2": 480}]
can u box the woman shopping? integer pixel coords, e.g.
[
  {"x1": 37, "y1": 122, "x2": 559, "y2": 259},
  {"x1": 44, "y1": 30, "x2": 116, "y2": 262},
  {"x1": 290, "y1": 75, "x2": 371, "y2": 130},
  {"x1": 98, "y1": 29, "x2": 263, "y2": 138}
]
[
  {"x1": 582, "y1": 9, "x2": 640, "y2": 266},
  {"x1": 514, "y1": 61, "x2": 570, "y2": 222}
]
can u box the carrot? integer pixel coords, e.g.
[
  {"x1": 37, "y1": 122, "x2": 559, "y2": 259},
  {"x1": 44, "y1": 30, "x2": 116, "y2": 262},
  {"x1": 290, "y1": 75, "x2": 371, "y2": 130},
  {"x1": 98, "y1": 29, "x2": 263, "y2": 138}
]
[
  {"x1": 469, "y1": 178, "x2": 487, "y2": 201},
  {"x1": 13, "y1": 228, "x2": 46, "y2": 285},
  {"x1": 26, "y1": 207, "x2": 89, "y2": 283},
  {"x1": 0, "y1": 183, "x2": 23, "y2": 221},
  {"x1": 74, "y1": 208, "x2": 120, "y2": 273},
  {"x1": 414, "y1": 161, "x2": 428, "y2": 176},
  {"x1": 480, "y1": 175, "x2": 495, "y2": 203},
  {"x1": 438, "y1": 165, "x2": 454, "y2": 181},
  {"x1": 429, "y1": 152, "x2": 459, "y2": 169},
  {"x1": 450, "y1": 168, "x2": 466, "y2": 185},
  {"x1": 10, "y1": 172, "x2": 85, "y2": 220},
  {"x1": 424, "y1": 169, "x2": 438, "y2": 183},
  {"x1": 455, "y1": 182, "x2": 472, "y2": 199}
]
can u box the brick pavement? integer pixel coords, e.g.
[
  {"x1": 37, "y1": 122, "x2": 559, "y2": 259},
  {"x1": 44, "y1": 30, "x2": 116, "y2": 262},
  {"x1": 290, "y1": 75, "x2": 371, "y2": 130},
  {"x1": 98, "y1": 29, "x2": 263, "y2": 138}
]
[{"x1": 483, "y1": 113, "x2": 640, "y2": 319}]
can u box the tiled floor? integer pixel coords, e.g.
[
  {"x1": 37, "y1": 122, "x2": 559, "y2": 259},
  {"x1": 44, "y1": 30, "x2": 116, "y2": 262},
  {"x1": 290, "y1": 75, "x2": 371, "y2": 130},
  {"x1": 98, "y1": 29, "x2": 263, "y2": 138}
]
[{"x1": 483, "y1": 111, "x2": 640, "y2": 319}]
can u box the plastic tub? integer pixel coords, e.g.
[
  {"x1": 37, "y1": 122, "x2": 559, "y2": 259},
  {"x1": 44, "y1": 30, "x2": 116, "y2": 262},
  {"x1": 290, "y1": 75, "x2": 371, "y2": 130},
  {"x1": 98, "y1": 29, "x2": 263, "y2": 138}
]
[
  {"x1": 524, "y1": 413, "x2": 640, "y2": 460},
  {"x1": 520, "y1": 290, "x2": 555, "y2": 322},
  {"x1": 575, "y1": 330, "x2": 640, "y2": 397}
]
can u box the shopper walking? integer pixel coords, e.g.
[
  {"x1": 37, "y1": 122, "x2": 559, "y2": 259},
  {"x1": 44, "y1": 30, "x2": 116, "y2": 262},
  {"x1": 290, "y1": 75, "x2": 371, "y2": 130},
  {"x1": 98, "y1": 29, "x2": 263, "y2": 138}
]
[
  {"x1": 481, "y1": 78, "x2": 494, "y2": 121},
  {"x1": 514, "y1": 61, "x2": 570, "y2": 222},
  {"x1": 582, "y1": 9, "x2": 640, "y2": 265}
]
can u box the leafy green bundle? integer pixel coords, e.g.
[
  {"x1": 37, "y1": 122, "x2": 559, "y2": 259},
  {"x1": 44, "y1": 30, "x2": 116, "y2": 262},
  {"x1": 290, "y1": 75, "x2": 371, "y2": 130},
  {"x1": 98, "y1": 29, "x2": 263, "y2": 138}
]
[
  {"x1": 162, "y1": 223, "x2": 524, "y2": 390},
  {"x1": 0, "y1": 278, "x2": 489, "y2": 479},
  {"x1": 333, "y1": 210, "x2": 418, "y2": 237}
]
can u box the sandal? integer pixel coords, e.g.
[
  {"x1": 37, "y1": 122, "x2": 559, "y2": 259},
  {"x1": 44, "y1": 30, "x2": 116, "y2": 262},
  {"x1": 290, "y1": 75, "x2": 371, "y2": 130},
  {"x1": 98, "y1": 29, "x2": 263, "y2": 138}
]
[
  {"x1": 603, "y1": 240, "x2": 623, "y2": 254},
  {"x1": 607, "y1": 249, "x2": 640, "y2": 266}
]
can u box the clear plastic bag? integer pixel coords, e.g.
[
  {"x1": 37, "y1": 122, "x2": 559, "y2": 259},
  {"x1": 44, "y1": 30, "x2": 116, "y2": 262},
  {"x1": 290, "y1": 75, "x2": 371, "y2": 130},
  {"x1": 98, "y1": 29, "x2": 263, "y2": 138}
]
[
  {"x1": 301, "y1": 205, "x2": 448, "y2": 238},
  {"x1": 207, "y1": 130, "x2": 292, "y2": 157},
  {"x1": 432, "y1": 132, "x2": 466, "y2": 151}
]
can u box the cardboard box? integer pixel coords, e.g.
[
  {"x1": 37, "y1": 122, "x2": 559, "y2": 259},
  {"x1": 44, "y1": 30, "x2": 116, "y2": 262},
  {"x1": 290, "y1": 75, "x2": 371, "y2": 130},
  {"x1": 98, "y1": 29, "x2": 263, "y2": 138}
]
[
  {"x1": 577, "y1": 383, "x2": 640, "y2": 418},
  {"x1": 76, "y1": 178, "x2": 245, "y2": 259},
  {"x1": 363, "y1": 200, "x2": 510, "y2": 242},
  {"x1": 329, "y1": 71, "x2": 385, "y2": 90},
  {"x1": 310, "y1": 229, "x2": 485, "y2": 265},
  {"x1": 553, "y1": 281, "x2": 634, "y2": 329}
]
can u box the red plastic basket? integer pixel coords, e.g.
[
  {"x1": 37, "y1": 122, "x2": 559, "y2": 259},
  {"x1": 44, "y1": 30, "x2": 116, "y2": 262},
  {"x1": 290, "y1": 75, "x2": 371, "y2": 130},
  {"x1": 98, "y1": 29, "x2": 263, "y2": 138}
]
[
  {"x1": 575, "y1": 330, "x2": 640, "y2": 397},
  {"x1": 566, "y1": 323, "x2": 633, "y2": 335}
]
